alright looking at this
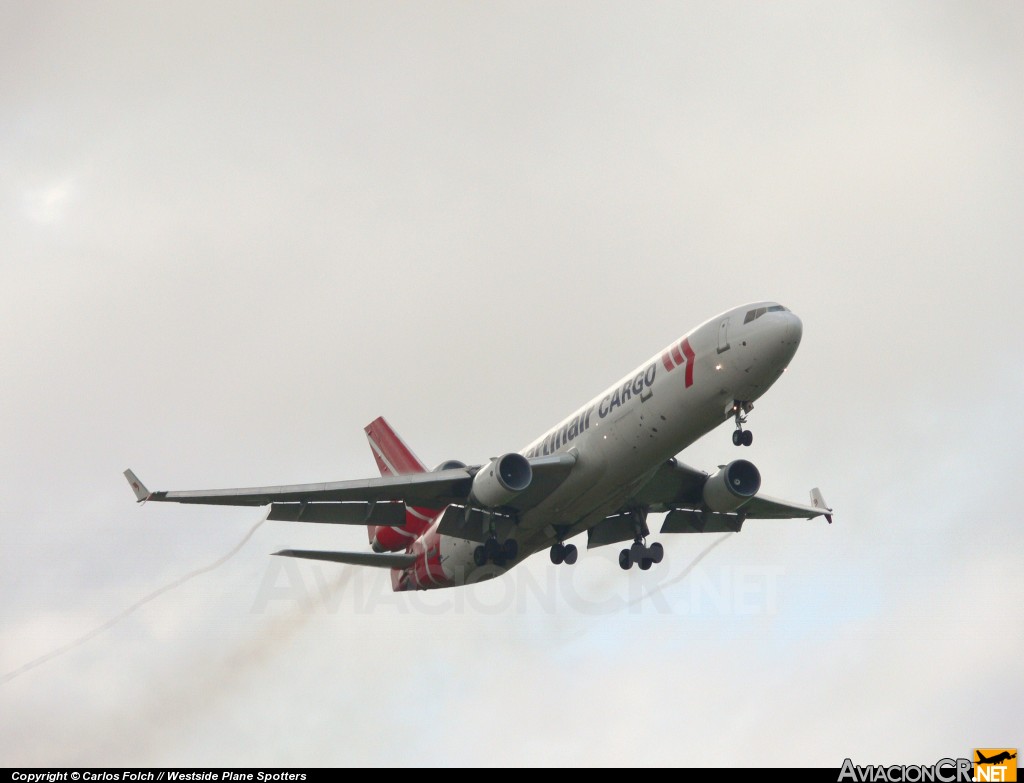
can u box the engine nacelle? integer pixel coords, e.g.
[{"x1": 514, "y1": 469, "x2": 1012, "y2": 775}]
[
  {"x1": 702, "y1": 459, "x2": 761, "y2": 513},
  {"x1": 470, "y1": 453, "x2": 532, "y2": 508},
  {"x1": 433, "y1": 459, "x2": 467, "y2": 472}
]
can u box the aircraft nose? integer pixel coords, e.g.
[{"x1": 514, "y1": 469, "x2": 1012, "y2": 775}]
[
  {"x1": 787, "y1": 312, "x2": 803, "y2": 346},
  {"x1": 765, "y1": 310, "x2": 801, "y2": 367}
]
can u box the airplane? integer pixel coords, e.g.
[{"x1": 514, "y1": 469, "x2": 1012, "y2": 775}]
[
  {"x1": 125, "y1": 301, "x2": 832, "y2": 591},
  {"x1": 976, "y1": 752, "x2": 1016, "y2": 765}
]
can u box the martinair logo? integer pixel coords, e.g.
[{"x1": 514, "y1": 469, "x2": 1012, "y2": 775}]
[
  {"x1": 974, "y1": 749, "x2": 1017, "y2": 782},
  {"x1": 661, "y1": 337, "x2": 695, "y2": 388}
]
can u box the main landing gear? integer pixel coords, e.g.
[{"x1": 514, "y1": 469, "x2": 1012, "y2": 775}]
[
  {"x1": 549, "y1": 542, "x2": 578, "y2": 565},
  {"x1": 731, "y1": 400, "x2": 754, "y2": 447},
  {"x1": 618, "y1": 509, "x2": 664, "y2": 571},
  {"x1": 619, "y1": 541, "x2": 664, "y2": 571},
  {"x1": 618, "y1": 540, "x2": 667, "y2": 573},
  {"x1": 474, "y1": 537, "x2": 518, "y2": 567},
  {"x1": 472, "y1": 510, "x2": 518, "y2": 567}
]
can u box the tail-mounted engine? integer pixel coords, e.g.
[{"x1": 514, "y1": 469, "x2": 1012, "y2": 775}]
[
  {"x1": 702, "y1": 459, "x2": 761, "y2": 512},
  {"x1": 470, "y1": 453, "x2": 532, "y2": 508},
  {"x1": 432, "y1": 460, "x2": 467, "y2": 472}
]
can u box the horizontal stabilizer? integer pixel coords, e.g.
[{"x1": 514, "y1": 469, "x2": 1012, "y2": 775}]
[
  {"x1": 267, "y1": 502, "x2": 407, "y2": 526},
  {"x1": 273, "y1": 549, "x2": 416, "y2": 569}
]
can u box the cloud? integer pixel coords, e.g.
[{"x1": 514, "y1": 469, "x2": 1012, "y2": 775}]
[{"x1": 23, "y1": 178, "x2": 75, "y2": 225}]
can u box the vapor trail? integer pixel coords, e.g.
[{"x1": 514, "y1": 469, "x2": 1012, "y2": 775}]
[
  {"x1": 88, "y1": 566, "x2": 355, "y2": 764},
  {"x1": 1, "y1": 517, "x2": 267, "y2": 685}
]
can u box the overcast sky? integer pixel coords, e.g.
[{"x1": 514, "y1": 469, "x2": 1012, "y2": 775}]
[{"x1": 2, "y1": 1, "x2": 1022, "y2": 767}]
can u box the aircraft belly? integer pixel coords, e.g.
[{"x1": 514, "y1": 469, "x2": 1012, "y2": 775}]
[
  {"x1": 515, "y1": 410, "x2": 666, "y2": 545},
  {"x1": 518, "y1": 434, "x2": 606, "y2": 529},
  {"x1": 439, "y1": 533, "x2": 476, "y2": 587},
  {"x1": 515, "y1": 375, "x2": 730, "y2": 553},
  {"x1": 402, "y1": 530, "x2": 508, "y2": 590}
]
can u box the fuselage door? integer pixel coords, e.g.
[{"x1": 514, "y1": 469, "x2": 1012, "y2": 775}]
[{"x1": 717, "y1": 317, "x2": 731, "y2": 354}]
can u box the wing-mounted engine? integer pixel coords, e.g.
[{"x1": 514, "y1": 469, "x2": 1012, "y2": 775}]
[
  {"x1": 470, "y1": 453, "x2": 532, "y2": 507},
  {"x1": 702, "y1": 459, "x2": 760, "y2": 512}
]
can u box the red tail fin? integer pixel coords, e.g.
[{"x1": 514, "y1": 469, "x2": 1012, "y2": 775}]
[
  {"x1": 363, "y1": 417, "x2": 435, "y2": 552},
  {"x1": 364, "y1": 416, "x2": 427, "y2": 476}
]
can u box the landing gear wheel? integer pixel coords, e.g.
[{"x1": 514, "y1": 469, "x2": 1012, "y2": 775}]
[
  {"x1": 630, "y1": 541, "x2": 645, "y2": 564},
  {"x1": 620, "y1": 507, "x2": 661, "y2": 570},
  {"x1": 619, "y1": 549, "x2": 632, "y2": 570},
  {"x1": 622, "y1": 538, "x2": 663, "y2": 570},
  {"x1": 484, "y1": 538, "x2": 501, "y2": 561},
  {"x1": 731, "y1": 400, "x2": 755, "y2": 447},
  {"x1": 550, "y1": 542, "x2": 578, "y2": 565},
  {"x1": 477, "y1": 537, "x2": 516, "y2": 566}
]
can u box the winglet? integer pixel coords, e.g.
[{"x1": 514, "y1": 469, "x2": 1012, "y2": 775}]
[
  {"x1": 810, "y1": 487, "x2": 833, "y2": 524},
  {"x1": 124, "y1": 469, "x2": 151, "y2": 502}
]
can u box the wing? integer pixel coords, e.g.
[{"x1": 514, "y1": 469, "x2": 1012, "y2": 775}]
[
  {"x1": 742, "y1": 490, "x2": 832, "y2": 520},
  {"x1": 586, "y1": 459, "x2": 832, "y2": 546},
  {"x1": 123, "y1": 453, "x2": 577, "y2": 517},
  {"x1": 659, "y1": 487, "x2": 832, "y2": 535},
  {"x1": 124, "y1": 467, "x2": 474, "y2": 508},
  {"x1": 629, "y1": 458, "x2": 709, "y2": 510}
]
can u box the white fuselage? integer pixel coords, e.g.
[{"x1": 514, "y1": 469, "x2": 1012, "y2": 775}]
[{"x1": 401, "y1": 302, "x2": 802, "y2": 590}]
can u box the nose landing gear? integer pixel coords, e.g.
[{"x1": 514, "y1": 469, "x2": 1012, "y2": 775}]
[{"x1": 730, "y1": 401, "x2": 754, "y2": 447}]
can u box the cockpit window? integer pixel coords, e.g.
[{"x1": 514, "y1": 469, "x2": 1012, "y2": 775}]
[{"x1": 744, "y1": 304, "x2": 788, "y2": 324}]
